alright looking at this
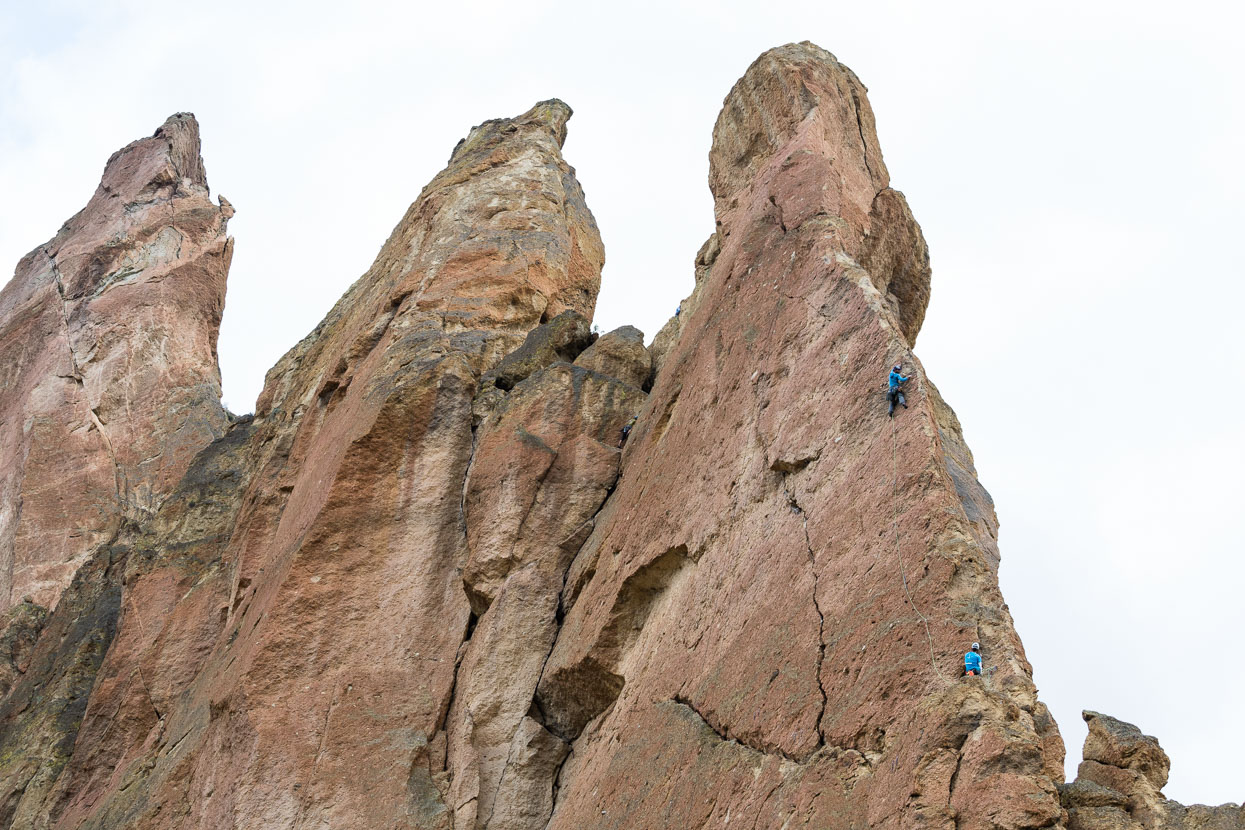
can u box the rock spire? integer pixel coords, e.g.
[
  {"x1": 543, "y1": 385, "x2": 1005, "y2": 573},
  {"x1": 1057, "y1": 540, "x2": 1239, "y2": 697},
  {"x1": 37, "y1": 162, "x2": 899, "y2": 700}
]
[
  {"x1": 0, "y1": 42, "x2": 1237, "y2": 830},
  {"x1": 0, "y1": 113, "x2": 231, "y2": 614}
]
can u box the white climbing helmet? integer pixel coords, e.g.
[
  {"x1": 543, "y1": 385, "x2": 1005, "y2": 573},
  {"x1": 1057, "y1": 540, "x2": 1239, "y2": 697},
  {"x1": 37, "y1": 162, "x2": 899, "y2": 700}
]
[{"x1": 971, "y1": 642, "x2": 980, "y2": 651}]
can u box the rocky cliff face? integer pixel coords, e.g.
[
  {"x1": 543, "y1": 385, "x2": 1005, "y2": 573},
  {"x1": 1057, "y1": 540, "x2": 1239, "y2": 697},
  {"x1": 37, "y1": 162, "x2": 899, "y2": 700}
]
[
  {"x1": 535, "y1": 42, "x2": 1061, "y2": 830},
  {"x1": 0, "y1": 113, "x2": 232, "y2": 615},
  {"x1": 0, "y1": 42, "x2": 1236, "y2": 830}
]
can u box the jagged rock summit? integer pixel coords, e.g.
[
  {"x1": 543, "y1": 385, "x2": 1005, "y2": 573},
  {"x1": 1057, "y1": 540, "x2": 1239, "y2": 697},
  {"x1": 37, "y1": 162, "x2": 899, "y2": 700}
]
[
  {"x1": 0, "y1": 42, "x2": 1238, "y2": 830},
  {"x1": 1062, "y1": 712, "x2": 1242, "y2": 830}
]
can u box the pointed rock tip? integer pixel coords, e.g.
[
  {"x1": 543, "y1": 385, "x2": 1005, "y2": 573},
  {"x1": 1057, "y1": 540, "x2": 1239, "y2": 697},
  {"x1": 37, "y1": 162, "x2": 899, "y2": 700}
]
[
  {"x1": 710, "y1": 40, "x2": 884, "y2": 206},
  {"x1": 95, "y1": 111, "x2": 210, "y2": 203},
  {"x1": 754, "y1": 40, "x2": 842, "y2": 68},
  {"x1": 155, "y1": 111, "x2": 200, "y2": 134},
  {"x1": 152, "y1": 112, "x2": 207, "y2": 187},
  {"x1": 450, "y1": 99, "x2": 575, "y2": 164},
  {"x1": 728, "y1": 41, "x2": 860, "y2": 103},
  {"x1": 519, "y1": 99, "x2": 573, "y2": 147}
]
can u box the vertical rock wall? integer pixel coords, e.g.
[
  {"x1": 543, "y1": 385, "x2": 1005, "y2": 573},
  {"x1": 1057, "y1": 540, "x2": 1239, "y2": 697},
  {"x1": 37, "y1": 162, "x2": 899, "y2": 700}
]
[
  {"x1": 0, "y1": 114, "x2": 231, "y2": 613},
  {"x1": 537, "y1": 42, "x2": 1063, "y2": 830}
]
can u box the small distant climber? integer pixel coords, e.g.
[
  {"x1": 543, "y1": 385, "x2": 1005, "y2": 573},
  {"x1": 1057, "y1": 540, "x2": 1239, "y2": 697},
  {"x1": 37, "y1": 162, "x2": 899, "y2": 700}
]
[
  {"x1": 675, "y1": 303, "x2": 682, "y2": 318},
  {"x1": 964, "y1": 642, "x2": 983, "y2": 677},
  {"x1": 887, "y1": 364, "x2": 910, "y2": 417},
  {"x1": 619, "y1": 415, "x2": 638, "y2": 448}
]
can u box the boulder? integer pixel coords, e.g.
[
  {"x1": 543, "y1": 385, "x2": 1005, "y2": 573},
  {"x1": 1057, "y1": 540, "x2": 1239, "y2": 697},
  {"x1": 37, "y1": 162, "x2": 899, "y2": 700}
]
[
  {"x1": 482, "y1": 309, "x2": 595, "y2": 392},
  {"x1": 1083, "y1": 710, "x2": 1171, "y2": 790},
  {"x1": 1062, "y1": 712, "x2": 1243, "y2": 830},
  {"x1": 572, "y1": 325, "x2": 650, "y2": 389}
]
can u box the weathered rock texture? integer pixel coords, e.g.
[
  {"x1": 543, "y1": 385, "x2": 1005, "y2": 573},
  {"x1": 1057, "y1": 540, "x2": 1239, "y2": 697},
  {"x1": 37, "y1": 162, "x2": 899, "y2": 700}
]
[
  {"x1": 1061, "y1": 712, "x2": 1242, "y2": 830},
  {"x1": 0, "y1": 41, "x2": 1234, "y2": 830},
  {"x1": 536, "y1": 41, "x2": 1060, "y2": 830},
  {"x1": 0, "y1": 113, "x2": 231, "y2": 613},
  {"x1": 0, "y1": 98, "x2": 621, "y2": 830}
]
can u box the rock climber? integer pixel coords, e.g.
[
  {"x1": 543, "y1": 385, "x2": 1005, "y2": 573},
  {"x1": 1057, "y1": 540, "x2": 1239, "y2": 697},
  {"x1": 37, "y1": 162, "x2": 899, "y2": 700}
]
[
  {"x1": 887, "y1": 363, "x2": 910, "y2": 417},
  {"x1": 675, "y1": 303, "x2": 682, "y2": 318},
  {"x1": 964, "y1": 642, "x2": 983, "y2": 677},
  {"x1": 619, "y1": 415, "x2": 638, "y2": 448}
]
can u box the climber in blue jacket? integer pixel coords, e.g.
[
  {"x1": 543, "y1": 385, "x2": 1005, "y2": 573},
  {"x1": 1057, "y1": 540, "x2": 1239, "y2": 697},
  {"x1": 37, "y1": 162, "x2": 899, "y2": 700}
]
[
  {"x1": 964, "y1": 642, "x2": 983, "y2": 676},
  {"x1": 887, "y1": 364, "x2": 911, "y2": 417}
]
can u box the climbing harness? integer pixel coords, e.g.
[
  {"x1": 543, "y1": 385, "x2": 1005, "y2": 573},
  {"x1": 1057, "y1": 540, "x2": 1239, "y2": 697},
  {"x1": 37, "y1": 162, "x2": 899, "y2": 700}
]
[{"x1": 890, "y1": 403, "x2": 944, "y2": 682}]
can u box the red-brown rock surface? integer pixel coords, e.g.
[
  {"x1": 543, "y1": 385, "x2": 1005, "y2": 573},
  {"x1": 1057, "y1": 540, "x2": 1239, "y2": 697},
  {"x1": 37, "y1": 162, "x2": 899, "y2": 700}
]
[
  {"x1": 0, "y1": 98, "x2": 617, "y2": 830},
  {"x1": 537, "y1": 41, "x2": 1061, "y2": 830},
  {"x1": 2, "y1": 41, "x2": 1236, "y2": 830},
  {"x1": 0, "y1": 113, "x2": 231, "y2": 613}
]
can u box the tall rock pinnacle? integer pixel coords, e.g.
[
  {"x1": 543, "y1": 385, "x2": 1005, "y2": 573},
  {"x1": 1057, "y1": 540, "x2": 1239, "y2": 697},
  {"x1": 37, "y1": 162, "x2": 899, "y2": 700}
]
[
  {"x1": 534, "y1": 41, "x2": 1064, "y2": 829},
  {"x1": 709, "y1": 42, "x2": 930, "y2": 344},
  {"x1": 0, "y1": 113, "x2": 231, "y2": 613},
  {"x1": 0, "y1": 98, "x2": 618, "y2": 829}
]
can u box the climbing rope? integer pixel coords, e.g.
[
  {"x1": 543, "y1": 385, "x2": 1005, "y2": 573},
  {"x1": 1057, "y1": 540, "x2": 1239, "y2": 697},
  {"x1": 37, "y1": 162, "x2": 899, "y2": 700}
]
[{"x1": 890, "y1": 402, "x2": 944, "y2": 682}]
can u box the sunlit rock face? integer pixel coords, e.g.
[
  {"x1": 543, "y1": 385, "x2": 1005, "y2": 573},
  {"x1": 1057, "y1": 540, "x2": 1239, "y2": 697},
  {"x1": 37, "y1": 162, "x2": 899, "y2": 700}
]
[
  {"x1": 0, "y1": 113, "x2": 232, "y2": 615},
  {"x1": 4, "y1": 41, "x2": 1235, "y2": 830}
]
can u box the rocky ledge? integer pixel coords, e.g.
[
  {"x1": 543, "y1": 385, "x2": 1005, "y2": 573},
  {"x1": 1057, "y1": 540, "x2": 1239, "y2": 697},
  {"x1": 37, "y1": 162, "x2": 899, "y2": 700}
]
[{"x1": 1062, "y1": 712, "x2": 1242, "y2": 830}]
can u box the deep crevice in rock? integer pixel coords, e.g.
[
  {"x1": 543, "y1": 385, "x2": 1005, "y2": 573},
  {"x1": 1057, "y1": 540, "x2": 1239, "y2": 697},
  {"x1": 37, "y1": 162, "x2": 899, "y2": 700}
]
[
  {"x1": 780, "y1": 474, "x2": 828, "y2": 751},
  {"x1": 849, "y1": 84, "x2": 875, "y2": 184},
  {"x1": 668, "y1": 696, "x2": 810, "y2": 764},
  {"x1": 536, "y1": 544, "x2": 691, "y2": 744}
]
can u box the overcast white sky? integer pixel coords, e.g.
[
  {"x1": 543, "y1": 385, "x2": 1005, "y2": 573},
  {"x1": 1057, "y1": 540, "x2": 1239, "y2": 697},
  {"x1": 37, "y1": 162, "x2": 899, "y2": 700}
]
[{"x1": 2, "y1": 0, "x2": 1241, "y2": 806}]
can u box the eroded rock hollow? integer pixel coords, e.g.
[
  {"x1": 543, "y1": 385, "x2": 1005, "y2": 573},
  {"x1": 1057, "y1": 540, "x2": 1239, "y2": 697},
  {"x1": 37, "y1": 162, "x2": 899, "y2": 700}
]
[{"x1": 0, "y1": 42, "x2": 1238, "y2": 830}]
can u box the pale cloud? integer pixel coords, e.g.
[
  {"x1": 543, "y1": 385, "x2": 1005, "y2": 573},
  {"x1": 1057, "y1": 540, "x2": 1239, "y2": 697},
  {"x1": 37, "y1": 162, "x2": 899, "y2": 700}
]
[{"x1": 1, "y1": 0, "x2": 1241, "y2": 806}]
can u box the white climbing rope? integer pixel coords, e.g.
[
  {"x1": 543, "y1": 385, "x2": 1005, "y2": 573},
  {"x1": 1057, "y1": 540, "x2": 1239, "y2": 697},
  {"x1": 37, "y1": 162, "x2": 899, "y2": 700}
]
[{"x1": 890, "y1": 404, "x2": 944, "y2": 682}]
